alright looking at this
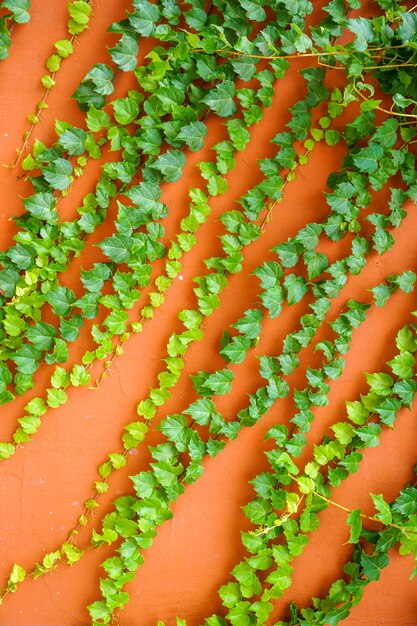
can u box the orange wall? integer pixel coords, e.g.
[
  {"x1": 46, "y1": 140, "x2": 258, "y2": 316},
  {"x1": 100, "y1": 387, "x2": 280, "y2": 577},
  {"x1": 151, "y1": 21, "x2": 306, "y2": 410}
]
[{"x1": 0, "y1": 1, "x2": 417, "y2": 625}]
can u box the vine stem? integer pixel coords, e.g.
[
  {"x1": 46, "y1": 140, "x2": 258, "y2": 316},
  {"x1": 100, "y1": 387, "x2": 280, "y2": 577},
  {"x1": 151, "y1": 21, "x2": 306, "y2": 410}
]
[
  {"x1": 10, "y1": 0, "x2": 97, "y2": 169},
  {"x1": 190, "y1": 43, "x2": 409, "y2": 61},
  {"x1": 353, "y1": 80, "x2": 417, "y2": 120},
  {"x1": 311, "y1": 491, "x2": 414, "y2": 535}
]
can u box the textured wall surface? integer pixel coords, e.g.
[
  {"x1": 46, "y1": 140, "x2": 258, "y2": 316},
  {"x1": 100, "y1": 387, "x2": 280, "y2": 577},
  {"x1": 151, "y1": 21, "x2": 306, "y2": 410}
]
[{"x1": 0, "y1": 1, "x2": 417, "y2": 625}]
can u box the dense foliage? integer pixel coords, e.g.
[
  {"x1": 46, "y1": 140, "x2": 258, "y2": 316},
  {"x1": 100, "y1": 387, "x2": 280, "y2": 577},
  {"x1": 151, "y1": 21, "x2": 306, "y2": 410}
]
[{"x1": 1, "y1": 0, "x2": 417, "y2": 624}]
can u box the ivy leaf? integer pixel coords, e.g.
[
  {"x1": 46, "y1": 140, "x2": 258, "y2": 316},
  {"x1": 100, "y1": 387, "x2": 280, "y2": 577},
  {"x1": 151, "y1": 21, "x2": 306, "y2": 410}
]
[
  {"x1": 203, "y1": 81, "x2": 237, "y2": 118},
  {"x1": 84, "y1": 63, "x2": 114, "y2": 95},
  {"x1": 220, "y1": 336, "x2": 251, "y2": 364},
  {"x1": 12, "y1": 345, "x2": 42, "y2": 375},
  {"x1": 112, "y1": 97, "x2": 140, "y2": 125},
  {"x1": 23, "y1": 192, "x2": 57, "y2": 222},
  {"x1": 396, "y1": 326, "x2": 417, "y2": 353},
  {"x1": 231, "y1": 309, "x2": 263, "y2": 340},
  {"x1": 240, "y1": 0, "x2": 266, "y2": 21},
  {"x1": 159, "y1": 414, "x2": 189, "y2": 451},
  {"x1": 81, "y1": 263, "x2": 112, "y2": 293},
  {"x1": 0, "y1": 268, "x2": 19, "y2": 297},
  {"x1": 8, "y1": 243, "x2": 35, "y2": 269},
  {"x1": 375, "y1": 397, "x2": 401, "y2": 426},
  {"x1": 43, "y1": 158, "x2": 73, "y2": 190},
  {"x1": 283, "y1": 274, "x2": 309, "y2": 305},
  {"x1": 393, "y1": 270, "x2": 416, "y2": 293},
  {"x1": 152, "y1": 150, "x2": 186, "y2": 182},
  {"x1": 391, "y1": 488, "x2": 417, "y2": 517},
  {"x1": 388, "y1": 351, "x2": 415, "y2": 379},
  {"x1": 177, "y1": 121, "x2": 208, "y2": 152},
  {"x1": 373, "y1": 119, "x2": 398, "y2": 148},
  {"x1": 1, "y1": 0, "x2": 30, "y2": 23},
  {"x1": 46, "y1": 286, "x2": 76, "y2": 316},
  {"x1": 371, "y1": 283, "x2": 391, "y2": 307},
  {"x1": 109, "y1": 35, "x2": 139, "y2": 72},
  {"x1": 60, "y1": 314, "x2": 83, "y2": 342},
  {"x1": 86, "y1": 105, "x2": 110, "y2": 132},
  {"x1": 227, "y1": 119, "x2": 251, "y2": 151},
  {"x1": 203, "y1": 369, "x2": 234, "y2": 396},
  {"x1": 129, "y1": 1, "x2": 160, "y2": 36},
  {"x1": 348, "y1": 17, "x2": 374, "y2": 51},
  {"x1": 274, "y1": 241, "x2": 303, "y2": 267},
  {"x1": 68, "y1": 0, "x2": 91, "y2": 25},
  {"x1": 347, "y1": 509, "x2": 362, "y2": 543},
  {"x1": 98, "y1": 234, "x2": 133, "y2": 263},
  {"x1": 182, "y1": 399, "x2": 213, "y2": 427},
  {"x1": 360, "y1": 552, "x2": 389, "y2": 581},
  {"x1": 26, "y1": 322, "x2": 57, "y2": 350},
  {"x1": 370, "y1": 494, "x2": 392, "y2": 525},
  {"x1": 352, "y1": 142, "x2": 384, "y2": 174},
  {"x1": 58, "y1": 128, "x2": 87, "y2": 155},
  {"x1": 365, "y1": 372, "x2": 393, "y2": 396},
  {"x1": 0, "y1": 20, "x2": 11, "y2": 60},
  {"x1": 253, "y1": 261, "x2": 283, "y2": 290}
]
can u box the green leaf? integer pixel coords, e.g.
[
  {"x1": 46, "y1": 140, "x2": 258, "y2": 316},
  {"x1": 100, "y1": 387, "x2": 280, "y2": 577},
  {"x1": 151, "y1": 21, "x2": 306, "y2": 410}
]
[
  {"x1": 396, "y1": 326, "x2": 417, "y2": 353},
  {"x1": 371, "y1": 283, "x2": 391, "y2": 307},
  {"x1": 8, "y1": 243, "x2": 35, "y2": 269},
  {"x1": 177, "y1": 121, "x2": 208, "y2": 152},
  {"x1": 58, "y1": 127, "x2": 87, "y2": 155},
  {"x1": 159, "y1": 414, "x2": 189, "y2": 450},
  {"x1": 12, "y1": 345, "x2": 41, "y2": 375},
  {"x1": 220, "y1": 336, "x2": 251, "y2": 364},
  {"x1": 23, "y1": 192, "x2": 57, "y2": 222},
  {"x1": 103, "y1": 310, "x2": 129, "y2": 335},
  {"x1": 373, "y1": 119, "x2": 398, "y2": 148},
  {"x1": 394, "y1": 270, "x2": 416, "y2": 293},
  {"x1": 110, "y1": 35, "x2": 139, "y2": 72},
  {"x1": 203, "y1": 369, "x2": 234, "y2": 396},
  {"x1": 152, "y1": 150, "x2": 186, "y2": 182},
  {"x1": 26, "y1": 322, "x2": 57, "y2": 350},
  {"x1": 129, "y1": 1, "x2": 160, "y2": 36},
  {"x1": 347, "y1": 509, "x2": 362, "y2": 543},
  {"x1": 113, "y1": 96, "x2": 140, "y2": 125},
  {"x1": 47, "y1": 387, "x2": 68, "y2": 408},
  {"x1": 43, "y1": 158, "x2": 73, "y2": 190},
  {"x1": 203, "y1": 81, "x2": 237, "y2": 118},
  {"x1": 86, "y1": 105, "x2": 110, "y2": 132},
  {"x1": 388, "y1": 351, "x2": 415, "y2": 379},
  {"x1": 55, "y1": 38, "x2": 73, "y2": 57},
  {"x1": 184, "y1": 398, "x2": 216, "y2": 425},
  {"x1": 365, "y1": 372, "x2": 394, "y2": 396},
  {"x1": 370, "y1": 493, "x2": 392, "y2": 525},
  {"x1": 352, "y1": 142, "x2": 384, "y2": 174},
  {"x1": 361, "y1": 552, "x2": 389, "y2": 581},
  {"x1": 0, "y1": 268, "x2": 19, "y2": 297},
  {"x1": 47, "y1": 286, "x2": 76, "y2": 316},
  {"x1": 0, "y1": 442, "x2": 15, "y2": 459},
  {"x1": 1, "y1": 0, "x2": 30, "y2": 23},
  {"x1": 84, "y1": 63, "x2": 114, "y2": 95},
  {"x1": 68, "y1": 0, "x2": 91, "y2": 24},
  {"x1": 70, "y1": 364, "x2": 90, "y2": 387},
  {"x1": 231, "y1": 309, "x2": 263, "y2": 340},
  {"x1": 227, "y1": 118, "x2": 251, "y2": 151},
  {"x1": 283, "y1": 274, "x2": 309, "y2": 305},
  {"x1": 98, "y1": 234, "x2": 133, "y2": 263}
]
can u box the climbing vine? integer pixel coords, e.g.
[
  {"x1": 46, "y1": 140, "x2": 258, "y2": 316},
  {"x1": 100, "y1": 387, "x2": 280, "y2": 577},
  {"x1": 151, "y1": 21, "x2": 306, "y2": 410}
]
[{"x1": 0, "y1": 0, "x2": 417, "y2": 624}]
